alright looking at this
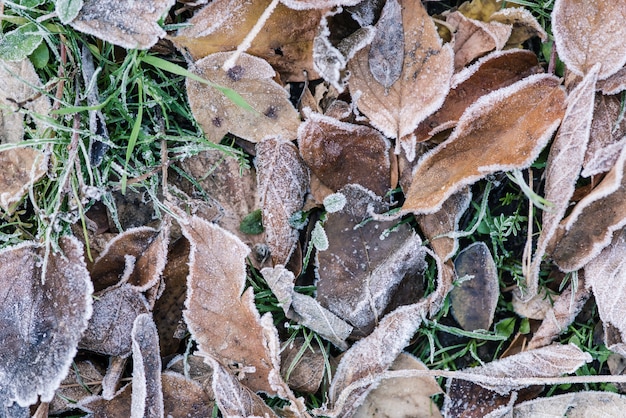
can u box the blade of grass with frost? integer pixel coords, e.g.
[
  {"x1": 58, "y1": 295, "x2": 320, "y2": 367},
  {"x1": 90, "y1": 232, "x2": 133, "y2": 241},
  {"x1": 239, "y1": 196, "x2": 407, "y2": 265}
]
[
  {"x1": 141, "y1": 55, "x2": 257, "y2": 113},
  {"x1": 122, "y1": 77, "x2": 143, "y2": 194}
]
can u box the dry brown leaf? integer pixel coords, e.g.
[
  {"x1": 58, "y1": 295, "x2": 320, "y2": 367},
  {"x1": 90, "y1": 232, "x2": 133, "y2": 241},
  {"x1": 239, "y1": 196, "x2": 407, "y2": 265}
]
[
  {"x1": 450, "y1": 242, "x2": 499, "y2": 331},
  {"x1": 403, "y1": 74, "x2": 566, "y2": 215},
  {"x1": 172, "y1": 0, "x2": 326, "y2": 82},
  {"x1": 447, "y1": 11, "x2": 512, "y2": 71},
  {"x1": 49, "y1": 361, "x2": 104, "y2": 415},
  {"x1": 0, "y1": 148, "x2": 46, "y2": 214},
  {"x1": 298, "y1": 111, "x2": 393, "y2": 197},
  {"x1": 316, "y1": 184, "x2": 427, "y2": 334},
  {"x1": 457, "y1": 0, "x2": 501, "y2": 21},
  {"x1": 162, "y1": 371, "x2": 215, "y2": 417},
  {"x1": 354, "y1": 353, "x2": 443, "y2": 418},
  {"x1": 186, "y1": 52, "x2": 300, "y2": 143},
  {"x1": 551, "y1": 144, "x2": 626, "y2": 272},
  {"x1": 513, "y1": 391, "x2": 626, "y2": 417},
  {"x1": 79, "y1": 284, "x2": 150, "y2": 357},
  {"x1": 348, "y1": 0, "x2": 454, "y2": 161},
  {"x1": 0, "y1": 236, "x2": 93, "y2": 410},
  {"x1": 511, "y1": 289, "x2": 552, "y2": 321},
  {"x1": 552, "y1": 0, "x2": 626, "y2": 79},
  {"x1": 526, "y1": 64, "x2": 599, "y2": 299},
  {"x1": 598, "y1": 66, "x2": 626, "y2": 95},
  {"x1": 78, "y1": 384, "x2": 132, "y2": 418},
  {"x1": 282, "y1": 0, "x2": 362, "y2": 9},
  {"x1": 489, "y1": 7, "x2": 547, "y2": 46},
  {"x1": 413, "y1": 49, "x2": 541, "y2": 143},
  {"x1": 70, "y1": 0, "x2": 173, "y2": 49},
  {"x1": 256, "y1": 137, "x2": 309, "y2": 265},
  {"x1": 280, "y1": 337, "x2": 325, "y2": 394}
]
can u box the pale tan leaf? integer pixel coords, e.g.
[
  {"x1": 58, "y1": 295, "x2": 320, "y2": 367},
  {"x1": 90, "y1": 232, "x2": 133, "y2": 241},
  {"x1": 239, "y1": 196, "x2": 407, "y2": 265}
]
[
  {"x1": 513, "y1": 391, "x2": 626, "y2": 417},
  {"x1": 186, "y1": 52, "x2": 300, "y2": 143},
  {"x1": 511, "y1": 288, "x2": 552, "y2": 321},
  {"x1": 489, "y1": 7, "x2": 548, "y2": 45},
  {"x1": 257, "y1": 137, "x2": 308, "y2": 265},
  {"x1": 130, "y1": 314, "x2": 163, "y2": 418},
  {"x1": 354, "y1": 353, "x2": 443, "y2": 418},
  {"x1": 526, "y1": 64, "x2": 599, "y2": 299},
  {"x1": 552, "y1": 0, "x2": 626, "y2": 79},
  {"x1": 70, "y1": 0, "x2": 174, "y2": 49},
  {"x1": 348, "y1": 0, "x2": 454, "y2": 161},
  {"x1": 403, "y1": 74, "x2": 566, "y2": 215},
  {"x1": 551, "y1": 144, "x2": 626, "y2": 271},
  {"x1": 0, "y1": 148, "x2": 46, "y2": 214},
  {"x1": 298, "y1": 111, "x2": 393, "y2": 196},
  {"x1": 0, "y1": 237, "x2": 93, "y2": 409},
  {"x1": 281, "y1": 0, "x2": 362, "y2": 9},
  {"x1": 162, "y1": 371, "x2": 215, "y2": 417},
  {"x1": 598, "y1": 66, "x2": 626, "y2": 95},
  {"x1": 450, "y1": 242, "x2": 499, "y2": 331}
]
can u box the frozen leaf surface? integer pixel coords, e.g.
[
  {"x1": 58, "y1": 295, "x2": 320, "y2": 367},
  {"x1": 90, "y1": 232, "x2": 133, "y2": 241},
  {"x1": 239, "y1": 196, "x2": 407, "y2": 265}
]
[
  {"x1": 513, "y1": 391, "x2": 626, "y2": 417},
  {"x1": 0, "y1": 148, "x2": 46, "y2": 214},
  {"x1": 368, "y1": 0, "x2": 403, "y2": 90},
  {"x1": 78, "y1": 384, "x2": 132, "y2": 418},
  {"x1": 403, "y1": 74, "x2": 566, "y2": 215},
  {"x1": 161, "y1": 371, "x2": 214, "y2": 417},
  {"x1": 0, "y1": 237, "x2": 93, "y2": 409},
  {"x1": 187, "y1": 52, "x2": 300, "y2": 143},
  {"x1": 130, "y1": 314, "x2": 163, "y2": 418},
  {"x1": 489, "y1": 7, "x2": 547, "y2": 46},
  {"x1": 70, "y1": 0, "x2": 174, "y2": 49}
]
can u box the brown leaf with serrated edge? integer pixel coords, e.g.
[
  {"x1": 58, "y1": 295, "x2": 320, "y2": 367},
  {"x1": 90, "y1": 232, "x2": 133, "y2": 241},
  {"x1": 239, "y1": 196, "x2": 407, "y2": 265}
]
[
  {"x1": 187, "y1": 52, "x2": 300, "y2": 143},
  {"x1": 447, "y1": 11, "x2": 511, "y2": 71},
  {"x1": 348, "y1": 0, "x2": 453, "y2": 161},
  {"x1": 172, "y1": 1, "x2": 326, "y2": 82},
  {"x1": 526, "y1": 65, "x2": 599, "y2": 300},
  {"x1": 551, "y1": 144, "x2": 626, "y2": 272},
  {"x1": 403, "y1": 74, "x2": 566, "y2": 215},
  {"x1": 450, "y1": 242, "x2": 499, "y2": 331},
  {"x1": 130, "y1": 314, "x2": 163, "y2": 418},
  {"x1": 79, "y1": 284, "x2": 150, "y2": 357},
  {"x1": 0, "y1": 236, "x2": 93, "y2": 410},
  {"x1": 513, "y1": 391, "x2": 626, "y2": 417},
  {"x1": 316, "y1": 184, "x2": 427, "y2": 335},
  {"x1": 162, "y1": 371, "x2": 215, "y2": 417},
  {"x1": 0, "y1": 148, "x2": 46, "y2": 214},
  {"x1": 78, "y1": 384, "x2": 132, "y2": 417},
  {"x1": 298, "y1": 112, "x2": 393, "y2": 197},
  {"x1": 70, "y1": 0, "x2": 173, "y2": 49},
  {"x1": 413, "y1": 49, "x2": 541, "y2": 143},
  {"x1": 553, "y1": 0, "x2": 626, "y2": 79},
  {"x1": 354, "y1": 353, "x2": 443, "y2": 418},
  {"x1": 257, "y1": 137, "x2": 308, "y2": 265}
]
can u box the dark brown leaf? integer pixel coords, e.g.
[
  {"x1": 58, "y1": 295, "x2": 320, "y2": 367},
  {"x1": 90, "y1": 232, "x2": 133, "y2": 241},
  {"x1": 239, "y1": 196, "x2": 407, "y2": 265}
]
[
  {"x1": 162, "y1": 371, "x2": 215, "y2": 417},
  {"x1": 368, "y1": 0, "x2": 403, "y2": 90}
]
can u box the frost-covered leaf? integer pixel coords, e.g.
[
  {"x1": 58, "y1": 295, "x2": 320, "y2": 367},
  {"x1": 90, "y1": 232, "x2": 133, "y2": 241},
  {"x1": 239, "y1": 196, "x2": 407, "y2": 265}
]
[
  {"x1": 298, "y1": 111, "x2": 393, "y2": 196},
  {"x1": 354, "y1": 353, "x2": 442, "y2": 418},
  {"x1": 450, "y1": 242, "x2": 499, "y2": 331},
  {"x1": 323, "y1": 192, "x2": 347, "y2": 213},
  {"x1": 257, "y1": 137, "x2": 308, "y2": 265},
  {"x1": 70, "y1": 0, "x2": 174, "y2": 49},
  {"x1": 489, "y1": 7, "x2": 547, "y2": 46},
  {"x1": 598, "y1": 67, "x2": 626, "y2": 95},
  {"x1": 161, "y1": 371, "x2": 215, "y2": 417},
  {"x1": 552, "y1": 0, "x2": 626, "y2": 79},
  {"x1": 316, "y1": 184, "x2": 427, "y2": 334},
  {"x1": 282, "y1": 0, "x2": 362, "y2": 9},
  {"x1": 78, "y1": 384, "x2": 132, "y2": 418},
  {"x1": 130, "y1": 314, "x2": 163, "y2": 418},
  {"x1": 348, "y1": 0, "x2": 453, "y2": 161},
  {"x1": 0, "y1": 24, "x2": 43, "y2": 62},
  {"x1": 79, "y1": 284, "x2": 150, "y2": 357},
  {"x1": 56, "y1": 0, "x2": 83, "y2": 24},
  {"x1": 513, "y1": 391, "x2": 626, "y2": 417},
  {"x1": 526, "y1": 64, "x2": 599, "y2": 299},
  {"x1": 551, "y1": 144, "x2": 626, "y2": 272},
  {"x1": 0, "y1": 148, "x2": 46, "y2": 214},
  {"x1": 311, "y1": 220, "x2": 329, "y2": 251},
  {"x1": 281, "y1": 337, "x2": 325, "y2": 394},
  {"x1": 368, "y1": 0, "x2": 403, "y2": 90},
  {"x1": 187, "y1": 52, "x2": 300, "y2": 143},
  {"x1": 0, "y1": 237, "x2": 93, "y2": 409},
  {"x1": 172, "y1": 0, "x2": 326, "y2": 82},
  {"x1": 403, "y1": 74, "x2": 566, "y2": 215},
  {"x1": 49, "y1": 361, "x2": 104, "y2": 415}
]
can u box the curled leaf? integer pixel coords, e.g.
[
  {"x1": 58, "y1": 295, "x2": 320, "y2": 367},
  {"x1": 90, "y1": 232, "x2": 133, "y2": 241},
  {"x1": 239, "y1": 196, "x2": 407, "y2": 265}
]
[{"x1": 130, "y1": 314, "x2": 163, "y2": 418}]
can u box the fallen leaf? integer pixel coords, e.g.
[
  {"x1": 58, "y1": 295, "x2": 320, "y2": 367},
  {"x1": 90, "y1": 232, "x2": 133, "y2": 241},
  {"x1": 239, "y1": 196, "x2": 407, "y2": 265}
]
[
  {"x1": 165, "y1": 354, "x2": 214, "y2": 397},
  {"x1": 354, "y1": 353, "x2": 443, "y2": 418},
  {"x1": 348, "y1": 0, "x2": 454, "y2": 161},
  {"x1": 552, "y1": 0, "x2": 626, "y2": 79},
  {"x1": 526, "y1": 64, "x2": 599, "y2": 299},
  {"x1": 282, "y1": 0, "x2": 362, "y2": 9},
  {"x1": 489, "y1": 7, "x2": 547, "y2": 46},
  {"x1": 457, "y1": 0, "x2": 501, "y2": 21},
  {"x1": 550, "y1": 143, "x2": 626, "y2": 272},
  {"x1": 70, "y1": 0, "x2": 174, "y2": 49},
  {"x1": 513, "y1": 391, "x2": 626, "y2": 417},
  {"x1": 367, "y1": 0, "x2": 404, "y2": 90},
  {"x1": 402, "y1": 74, "x2": 566, "y2": 215},
  {"x1": 298, "y1": 111, "x2": 393, "y2": 197},
  {"x1": 598, "y1": 66, "x2": 626, "y2": 95},
  {"x1": 172, "y1": 0, "x2": 326, "y2": 82},
  {"x1": 186, "y1": 52, "x2": 300, "y2": 143},
  {"x1": 49, "y1": 361, "x2": 104, "y2": 415},
  {"x1": 281, "y1": 337, "x2": 326, "y2": 394},
  {"x1": 450, "y1": 242, "x2": 499, "y2": 331},
  {"x1": 316, "y1": 184, "x2": 427, "y2": 334},
  {"x1": 256, "y1": 137, "x2": 309, "y2": 265},
  {"x1": 0, "y1": 147, "x2": 46, "y2": 214},
  {"x1": 130, "y1": 314, "x2": 163, "y2": 418},
  {"x1": 0, "y1": 237, "x2": 93, "y2": 409},
  {"x1": 161, "y1": 371, "x2": 215, "y2": 417},
  {"x1": 78, "y1": 384, "x2": 132, "y2": 418},
  {"x1": 511, "y1": 289, "x2": 552, "y2": 321}
]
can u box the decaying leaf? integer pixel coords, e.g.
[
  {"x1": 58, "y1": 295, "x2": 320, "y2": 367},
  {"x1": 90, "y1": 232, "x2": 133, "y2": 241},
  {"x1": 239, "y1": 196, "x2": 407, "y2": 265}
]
[
  {"x1": 0, "y1": 148, "x2": 46, "y2": 214},
  {"x1": 280, "y1": 337, "x2": 326, "y2": 394},
  {"x1": 49, "y1": 361, "x2": 104, "y2": 415},
  {"x1": 0, "y1": 237, "x2": 93, "y2": 409},
  {"x1": 552, "y1": 0, "x2": 626, "y2": 79},
  {"x1": 282, "y1": 0, "x2": 362, "y2": 9},
  {"x1": 513, "y1": 391, "x2": 626, "y2": 417},
  {"x1": 354, "y1": 353, "x2": 443, "y2": 418},
  {"x1": 130, "y1": 314, "x2": 163, "y2": 418},
  {"x1": 348, "y1": 0, "x2": 454, "y2": 161},
  {"x1": 551, "y1": 144, "x2": 626, "y2": 272},
  {"x1": 172, "y1": 0, "x2": 326, "y2": 82},
  {"x1": 526, "y1": 64, "x2": 599, "y2": 299},
  {"x1": 79, "y1": 284, "x2": 150, "y2": 357},
  {"x1": 298, "y1": 111, "x2": 393, "y2": 197},
  {"x1": 368, "y1": 0, "x2": 404, "y2": 90},
  {"x1": 403, "y1": 74, "x2": 566, "y2": 215},
  {"x1": 489, "y1": 7, "x2": 547, "y2": 46},
  {"x1": 450, "y1": 242, "x2": 499, "y2": 331},
  {"x1": 257, "y1": 137, "x2": 309, "y2": 265},
  {"x1": 598, "y1": 66, "x2": 626, "y2": 95},
  {"x1": 78, "y1": 384, "x2": 132, "y2": 418},
  {"x1": 162, "y1": 372, "x2": 215, "y2": 417},
  {"x1": 186, "y1": 52, "x2": 300, "y2": 143},
  {"x1": 70, "y1": 0, "x2": 174, "y2": 49},
  {"x1": 316, "y1": 184, "x2": 427, "y2": 334}
]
